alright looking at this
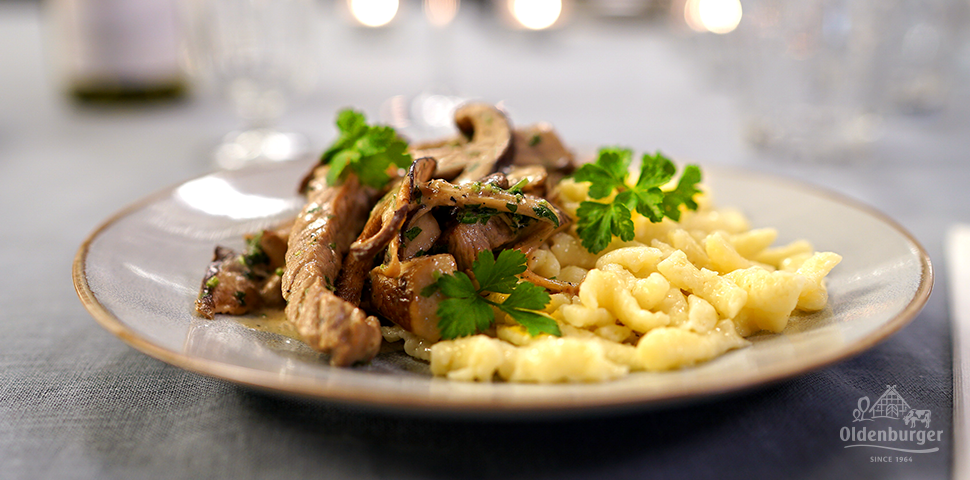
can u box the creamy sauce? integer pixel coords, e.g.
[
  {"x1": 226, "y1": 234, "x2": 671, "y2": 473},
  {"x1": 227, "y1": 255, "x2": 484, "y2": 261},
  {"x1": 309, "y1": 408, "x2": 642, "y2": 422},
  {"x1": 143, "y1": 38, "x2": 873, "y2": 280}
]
[{"x1": 233, "y1": 308, "x2": 302, "y2": 340}]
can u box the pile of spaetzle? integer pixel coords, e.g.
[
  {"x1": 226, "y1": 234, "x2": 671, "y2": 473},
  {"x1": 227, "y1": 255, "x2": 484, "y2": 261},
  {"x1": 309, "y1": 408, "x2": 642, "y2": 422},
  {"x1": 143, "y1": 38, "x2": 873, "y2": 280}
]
[{"x1": 383, "y1": 177, "x2": 841, "y2": 383}]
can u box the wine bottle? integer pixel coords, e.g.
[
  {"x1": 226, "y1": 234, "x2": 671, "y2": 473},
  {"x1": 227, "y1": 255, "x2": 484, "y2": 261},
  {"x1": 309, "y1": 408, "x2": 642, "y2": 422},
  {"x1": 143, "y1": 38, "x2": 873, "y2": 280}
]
[{"x1": 48, "y1": 0, "x2": 188, "y2": 104}]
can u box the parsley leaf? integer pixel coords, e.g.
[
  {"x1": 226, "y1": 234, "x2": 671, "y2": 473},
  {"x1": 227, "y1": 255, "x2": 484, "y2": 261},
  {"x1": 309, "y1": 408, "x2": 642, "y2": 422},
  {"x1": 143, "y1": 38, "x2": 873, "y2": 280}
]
[
  {"x1": 498, "y1": 307, "x2": 560, "y2": 337},
  {"x1": 473, "y1": 248, "x2": 526, "y2": 294},
  {"x1": 404, "y1": 226, "x2": 422, "y2": 242},
  {"x1": 496, "y1": 281, "x2": 558, "y2": 336},
  {"x1": 575, "y1": 200, "x2": 635, "y2": 255},
  {"x1": 572, "y1": 147, "x2": 632, "y2": 199},
  {"x1": 662, "y1": 164, "x2": 702, "y2": 221},
  {"x1": 532, "y1": 203, "x2": 561, "y2": 228},
  {"x1": 457, "y1": 204, "x2": 500, "y2": 225},
  {"x1": 635, "y1": 151, "x2": 677, "y2": 189},
  {"x1": 437, "y1": 296, "x2": 494, "y2": 340},
  {"x1": 428, "y1": 250, "x2": 560, "y2": 339},
  {"x1": 573, "y1": 149, "x2": 702, "y2": 254},
  {"x1": 436, "y1": 270, "x2": 478, "y2": 298},
  {"x1": 321, "y1": 109, "x2": 412, "y2": 188}
]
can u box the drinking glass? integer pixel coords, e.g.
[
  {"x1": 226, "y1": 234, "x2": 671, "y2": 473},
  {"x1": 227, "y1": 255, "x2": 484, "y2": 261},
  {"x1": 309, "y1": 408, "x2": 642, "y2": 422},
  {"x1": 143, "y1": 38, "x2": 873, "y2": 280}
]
[
  {"x1": 734, "y1": 0, "x2": 879, "y2": 162},
  {"x1": 866, "y1": 0, "x2": 965, "y2": 114},
  {"x1": 196, "y1": 0, "x2": 317, "y2": 169}
]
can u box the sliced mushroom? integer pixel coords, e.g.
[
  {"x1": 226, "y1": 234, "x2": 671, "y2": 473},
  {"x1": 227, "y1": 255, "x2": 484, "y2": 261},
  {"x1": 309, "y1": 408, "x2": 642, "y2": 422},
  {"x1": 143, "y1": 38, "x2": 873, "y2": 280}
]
[
  {"x1": 414, "y1": 179, "x2": 566, "y2": 228},
  {"x1": 478, "y1": 172, "x2": 510, "y2": 190},
  {"x1": 504, "y1": 165, "x2": 549, "y2": 197},
  {"x1": 195, "y1": 227, "x2": 289, "y2": 319},
  {"x1": 511, "y1": 123, "x2": 575, "y2": 173},
  {"x1": 335, "y1": 157, "x2": 437, "y2": 305},
  {"x1": 369, "y1": 254, "x2": 457, "y2": 342},
  {"x1": 392, "y1": 175, "x2": 571, "y2": 275},
  {"x1": 400, "y1": 213, "x2": 441, "y2": 259},
  {"x1": 195, "y1": 246, "x2": 259, "y2": 318},
  {"x1": 442, "y1": 215, "x2": 517, "y2": 271},
  {"x1": 409, "y1": 103, "x2": 514, "y2": 184}
]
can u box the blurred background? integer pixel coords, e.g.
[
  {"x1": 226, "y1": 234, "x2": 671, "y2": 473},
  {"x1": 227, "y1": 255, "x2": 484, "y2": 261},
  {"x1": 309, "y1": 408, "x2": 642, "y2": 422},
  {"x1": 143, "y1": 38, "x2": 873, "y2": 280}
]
[
  {"x1": 2, "y1": 0, "x2": 968, "y2": 290},
  {"x1": 7, "y1": 0, "x2": 970, "y2": 173}
]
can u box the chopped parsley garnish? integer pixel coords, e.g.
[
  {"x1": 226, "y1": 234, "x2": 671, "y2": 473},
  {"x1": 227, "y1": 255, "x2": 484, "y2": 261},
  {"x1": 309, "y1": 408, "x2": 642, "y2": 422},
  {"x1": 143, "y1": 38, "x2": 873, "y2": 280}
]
[
  {"x1": 404, "y1": 226, "x2": 423, "y2": 242},
  {"x1": 234, "y1": 290, "x2": 247, "y2": 306},
  {"x1": 423, "y1": 250, "x2": 560, "y2": 339},
  {"x1": 200, "y1": 276, "x2": 220, "y2": 298},
  {"x1": 457, "y1": 204, "x2": 499, "y2": 225},
  {"x1": 509, "y1": 214, "x2": 534, "y2": 230},
  {"x1": 320, "y1": 109, "x2": 413, "y2": 188},
  {"x1": 531, "y1": 203, "x2": 560, "y2": 227},
  {"x1": 241, "y1": 232, "x2": 269, "y2": 266},
  {"x1": 573, "y1": 148, "x2": 701, "y2": 254},
  {"x1": 508, "y1": 178, "x2": 528, "y2": 194}
]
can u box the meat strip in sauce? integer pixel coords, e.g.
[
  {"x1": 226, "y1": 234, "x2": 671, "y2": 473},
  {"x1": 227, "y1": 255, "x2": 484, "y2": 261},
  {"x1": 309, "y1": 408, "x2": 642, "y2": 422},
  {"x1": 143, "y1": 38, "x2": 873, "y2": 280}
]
[{"x1": 281, "y1": 165, "x2": 383, "y2": 366}]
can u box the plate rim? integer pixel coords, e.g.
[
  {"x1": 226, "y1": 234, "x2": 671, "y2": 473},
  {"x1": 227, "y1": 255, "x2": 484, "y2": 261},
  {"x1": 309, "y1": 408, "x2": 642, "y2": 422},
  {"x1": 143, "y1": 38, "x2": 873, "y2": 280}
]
[{"x1": 72, "y1": 163, "x2": 935, "y2": 415}]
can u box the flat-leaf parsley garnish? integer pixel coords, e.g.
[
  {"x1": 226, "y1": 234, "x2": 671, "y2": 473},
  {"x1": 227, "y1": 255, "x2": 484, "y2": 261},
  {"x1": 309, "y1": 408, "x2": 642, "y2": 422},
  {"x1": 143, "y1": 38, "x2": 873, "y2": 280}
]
[
  {"x1": 320, "y1": 109, "x2": 413, "y2": 188},
  {"x1": 422, "y1": 250, "x2": 560, "y2": 339},
  {"x1": 573, "y1": 148, "x2": 701, "y2": 254}
]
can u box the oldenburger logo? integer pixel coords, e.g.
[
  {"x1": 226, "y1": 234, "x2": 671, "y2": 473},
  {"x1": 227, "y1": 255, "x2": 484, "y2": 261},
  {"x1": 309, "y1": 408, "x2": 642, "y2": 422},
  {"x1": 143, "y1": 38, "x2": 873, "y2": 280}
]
[{"x1": 840, "y1": 385, "x2": 943, "y2": 455}]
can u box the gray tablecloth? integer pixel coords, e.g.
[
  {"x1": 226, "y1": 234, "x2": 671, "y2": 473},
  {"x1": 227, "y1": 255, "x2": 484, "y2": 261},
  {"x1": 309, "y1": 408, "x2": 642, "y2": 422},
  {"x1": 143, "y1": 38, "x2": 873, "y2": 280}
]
[{"x1": 1, "y1": 3, "x2": 963, "y2": 478}]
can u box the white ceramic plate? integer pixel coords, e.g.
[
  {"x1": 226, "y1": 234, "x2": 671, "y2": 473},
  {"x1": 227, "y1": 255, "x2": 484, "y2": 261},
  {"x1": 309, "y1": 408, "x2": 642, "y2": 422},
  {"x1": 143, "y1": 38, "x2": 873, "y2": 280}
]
[{"x1": 74, "y1": 159, "x2": 933, "y2": 416}]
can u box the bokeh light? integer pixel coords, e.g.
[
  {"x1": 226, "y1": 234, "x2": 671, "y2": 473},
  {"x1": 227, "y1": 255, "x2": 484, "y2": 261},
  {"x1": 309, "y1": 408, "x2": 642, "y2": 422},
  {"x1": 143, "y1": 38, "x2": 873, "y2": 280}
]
[
  {"x1": 349, "y1": 0, "x2": 400, "y2": 27},
  {"x1": 509, "y1": 0, "x2": 562, "y2": 30},
  {"x1": 684, "y1": 0, "x2": 742, "y2": 34},
  {"x1": 425, "y1": 0, "x2": 459, "y2": 27}
]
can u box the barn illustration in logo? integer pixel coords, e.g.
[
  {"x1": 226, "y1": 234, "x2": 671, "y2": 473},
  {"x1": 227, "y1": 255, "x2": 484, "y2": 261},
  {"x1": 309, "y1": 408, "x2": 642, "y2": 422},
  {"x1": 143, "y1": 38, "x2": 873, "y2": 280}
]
[{"x1": 852, "y1": 385, "x2": 931, "y2": 428}]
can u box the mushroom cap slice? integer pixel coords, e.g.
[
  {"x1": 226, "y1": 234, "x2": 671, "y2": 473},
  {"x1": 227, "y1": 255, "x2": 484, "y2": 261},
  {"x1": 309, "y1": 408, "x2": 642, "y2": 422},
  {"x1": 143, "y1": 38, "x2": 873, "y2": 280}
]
[
  {"x1": 511, "y1": 123, "x2": 575, "y2": 173},
  {"x1": 369, "y1": 254, "x2": 458, "y2": 342},
  {"x1": 409, "y1": 103, "x2": 514, "y2": 184}
]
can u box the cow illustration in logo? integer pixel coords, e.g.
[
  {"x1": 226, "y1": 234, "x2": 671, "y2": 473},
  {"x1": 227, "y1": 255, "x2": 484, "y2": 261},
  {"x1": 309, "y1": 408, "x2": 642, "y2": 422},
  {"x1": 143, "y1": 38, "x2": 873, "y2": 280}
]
[
  {"x1": 904, "y1": 409, "x2": 932, "y2": 429},
  {"x1": 853, "y1": 385, "x2": 931, "y2": 429}
]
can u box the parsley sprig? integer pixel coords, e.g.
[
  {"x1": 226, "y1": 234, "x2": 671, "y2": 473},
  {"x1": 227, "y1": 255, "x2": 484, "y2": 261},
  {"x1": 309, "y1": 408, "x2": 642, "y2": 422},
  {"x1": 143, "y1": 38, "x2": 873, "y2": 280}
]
[
  {"x1": 423, "y1": 250, "x2": 561, "y2": 340},
  {"x1": 573, "y1": 148, "x2": 702, "y2": 254},
  {"x1": 241, "y1": 232, "x2": 269, "y2": 267},
  {"x1": 321, "y1": 109, "x2": 412, "y2": 188}
]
